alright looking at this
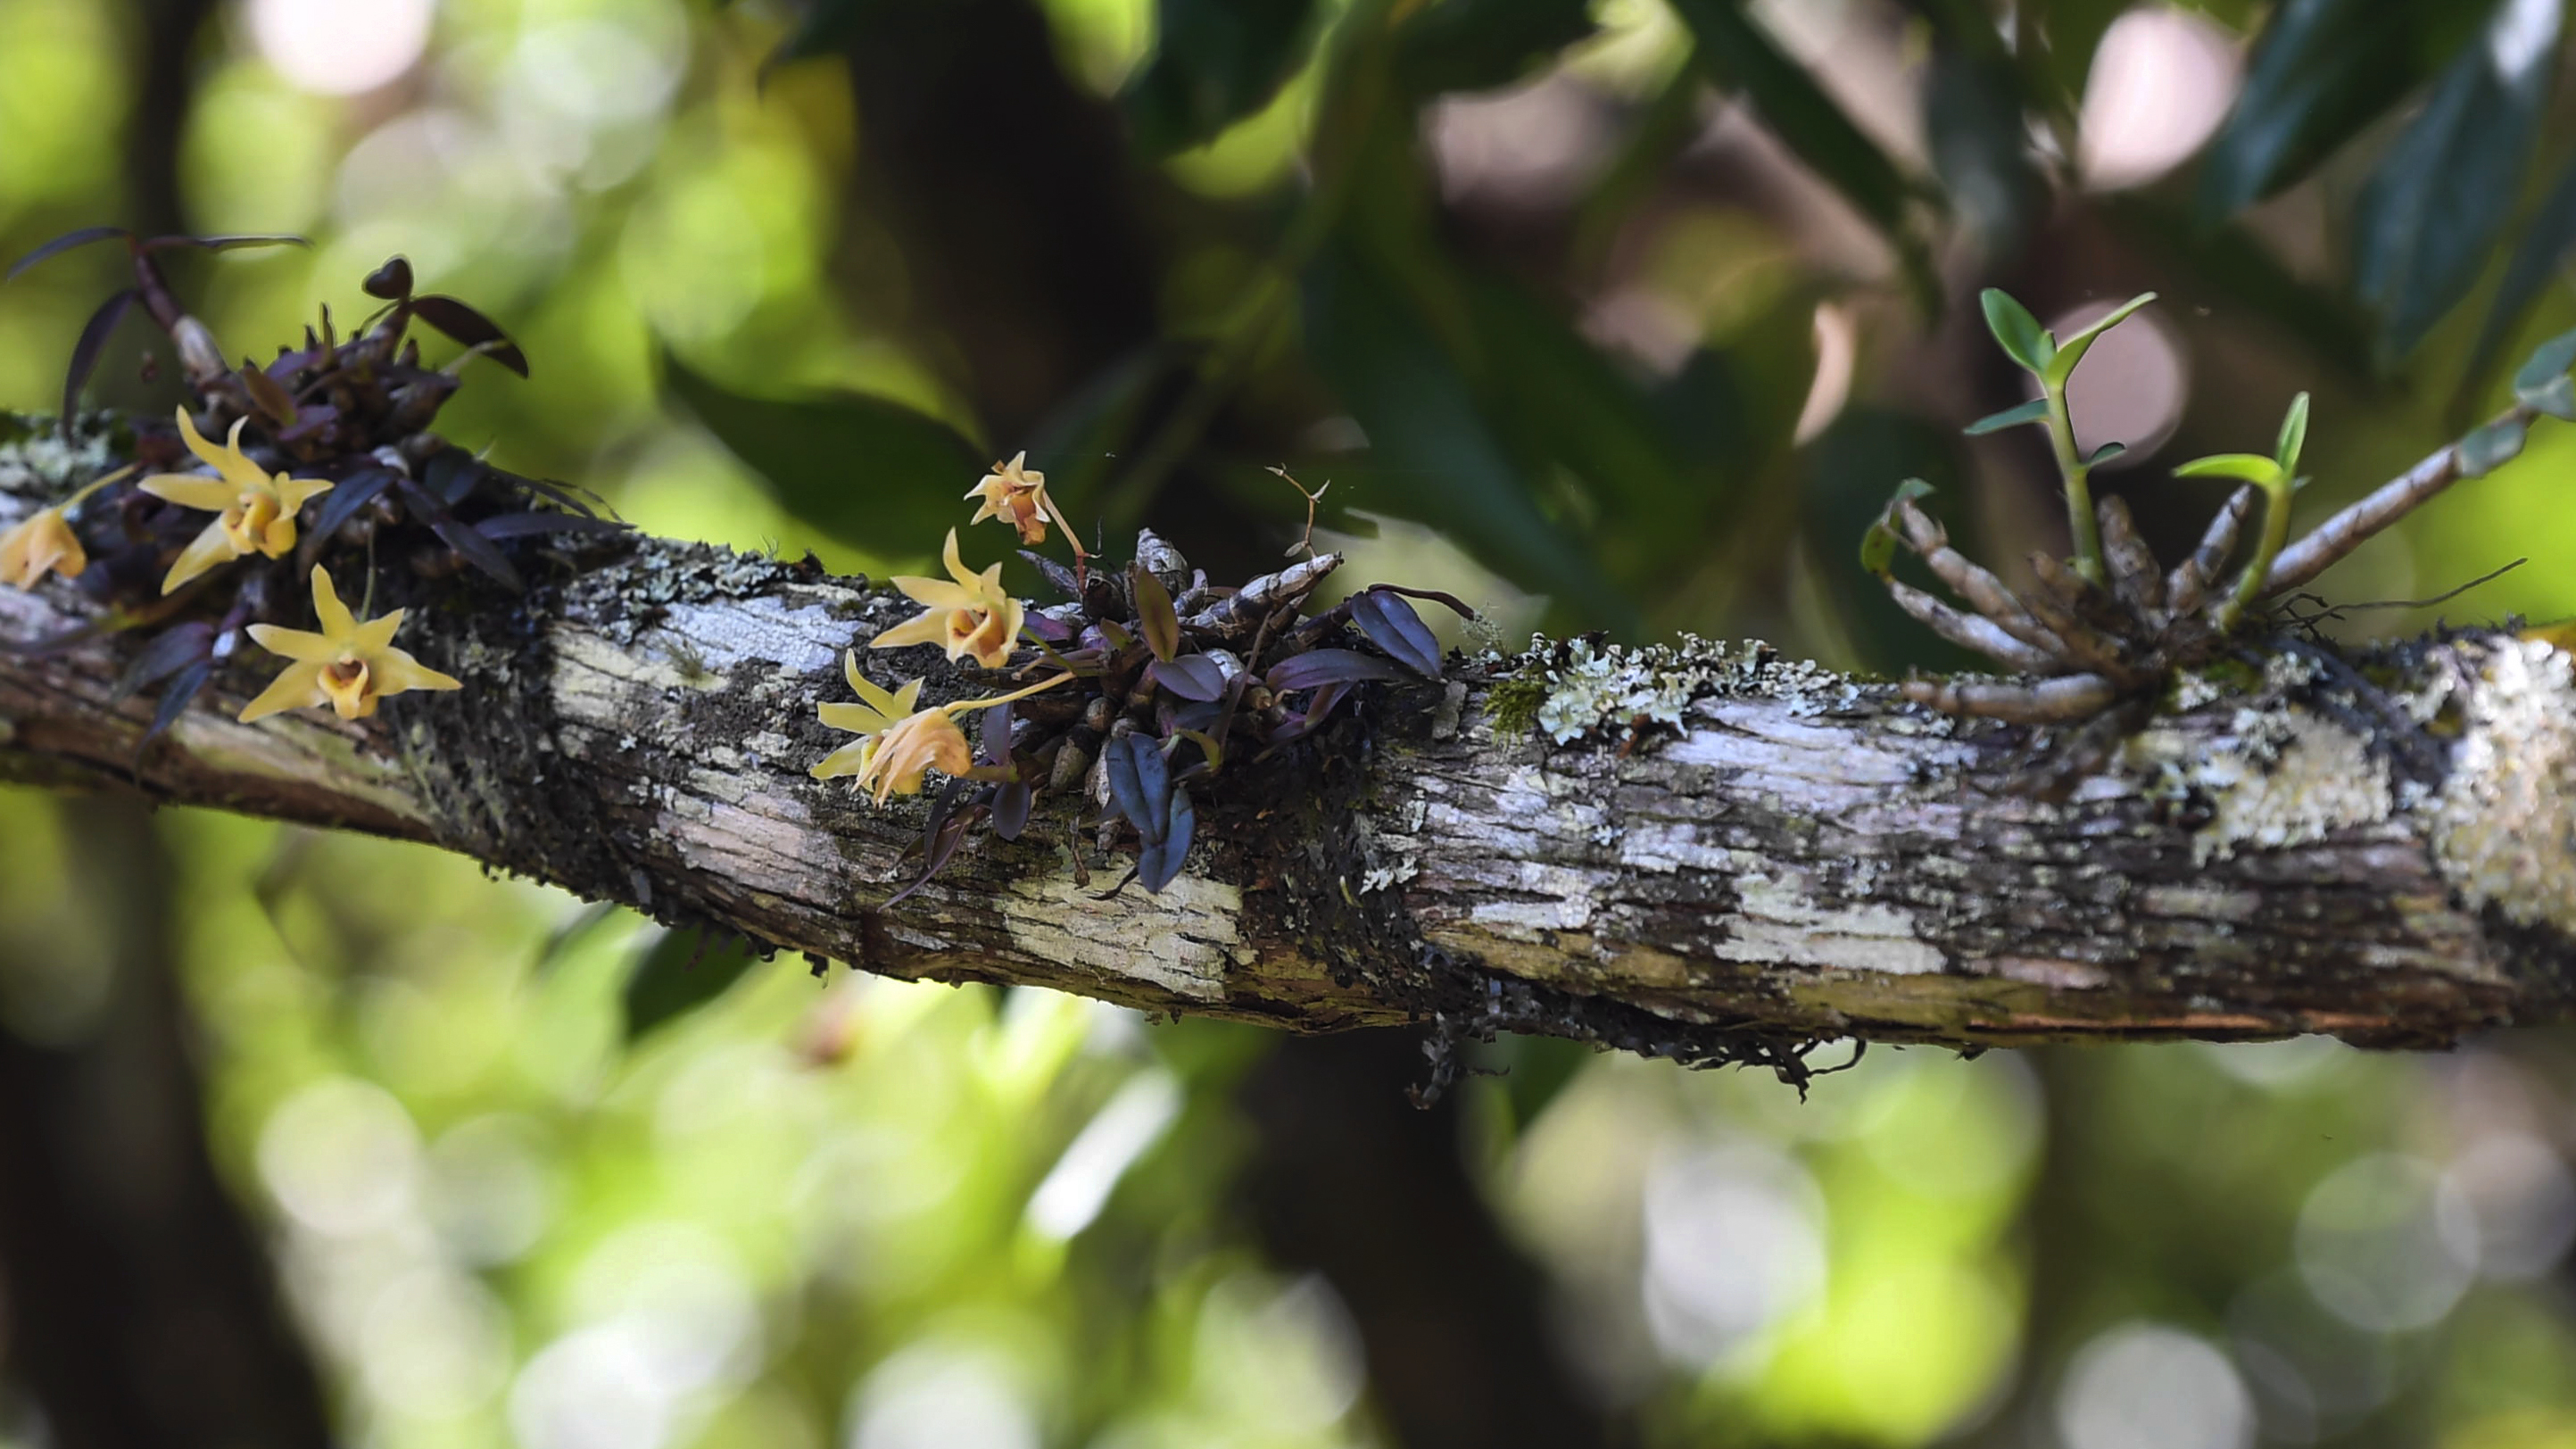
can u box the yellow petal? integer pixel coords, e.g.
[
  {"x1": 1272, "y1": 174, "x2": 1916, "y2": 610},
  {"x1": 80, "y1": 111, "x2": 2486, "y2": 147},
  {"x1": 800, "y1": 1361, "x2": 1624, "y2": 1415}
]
[
  {"x1": 810, "y1": 737, "x2": 877, "y2": 780},
  {"x1": 246, "y1": 623, "x2": 339, "y2": 663},
  {"x1": 137, "y1": 474, "x2": 240, "y2": 511},
  {"x1": 173, "y1": 407, "x2": 228, "y2": 473},
  {"x1": 257, "y1": 512, "x2": 299, "y2": 558},
  {"x1": 892, "y1": 677, "x2": 924, "y2": 714},
  {"x1": 348, "y1": 609, "x2": 402, "y2": 655},
  {"x1": 161, "y1": 518, "x2": 241, "y2": 594},
  {"x1": 277, "y1": 474, "x2": 334, "y2": 513},
  {"x1": 310, "y1": 566, "x2": 358, "y2": 639},
  {"x1": 870, "y1": 610, "x2": 949, "y2": 651},
  {"x1": 890, "y1": 574, "x2": 977, "y2": 610},
  {"x1": 368, "y1": 646, "x2": 462, "y2": 696},
  {"x1": 940, "y1": 527, "x2": 973, "y2": 586},
  {"x1": 819, "y1": 700, "x2": 895, "y2": 734},
  {"x1": 237, "y1": 660, "x2": 327, "y2": 722}
]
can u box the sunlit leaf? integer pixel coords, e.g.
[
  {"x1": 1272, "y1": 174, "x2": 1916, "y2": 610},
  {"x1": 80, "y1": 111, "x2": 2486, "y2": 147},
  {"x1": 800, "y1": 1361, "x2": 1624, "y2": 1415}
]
[{"x1": 2172, "y1": 452, "x2": 2284, "y2": 485}]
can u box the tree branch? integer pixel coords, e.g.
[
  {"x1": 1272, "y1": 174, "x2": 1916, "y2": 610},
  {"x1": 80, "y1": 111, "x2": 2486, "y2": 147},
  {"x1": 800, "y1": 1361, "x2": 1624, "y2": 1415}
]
[{"x1": 4, "y1": 452, "x2": 2573, "y2": 1064}]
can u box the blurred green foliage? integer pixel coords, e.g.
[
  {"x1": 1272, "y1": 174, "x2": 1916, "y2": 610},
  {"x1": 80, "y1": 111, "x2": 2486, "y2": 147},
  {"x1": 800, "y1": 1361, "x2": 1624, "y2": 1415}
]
[{"x1": 11, "y1": 0, "x2": 2576, "y2": 1445}]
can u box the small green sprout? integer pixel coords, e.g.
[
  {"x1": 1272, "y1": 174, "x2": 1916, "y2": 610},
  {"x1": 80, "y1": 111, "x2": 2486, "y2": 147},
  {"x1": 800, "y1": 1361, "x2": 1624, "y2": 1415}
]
[
  {"x1": 1967, "y1": 288, "x2": 2157, "y2": 588},
  {"x1": 2173, "y1": 391, "x2": 2309, "y2": 628}
]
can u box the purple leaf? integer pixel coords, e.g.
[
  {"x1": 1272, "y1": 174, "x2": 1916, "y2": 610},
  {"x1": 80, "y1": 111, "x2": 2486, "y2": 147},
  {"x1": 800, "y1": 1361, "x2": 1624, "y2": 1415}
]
[
  {"x1": 1105, "y1": 733, "x2": 1171, "y2": 846},
  {"x1": 62, "y1": 287, "x2": 137, "y2": 430},
  {"x1": 145, "y1": 660, "x2": 211, "y2": 745},
  {"x1": 1148, "y1": 653, "x2": 1228, "y2": 701},
  {"x1": 475, "y1": 511, "x2": 632, "y2": 538},
  {"x1": 6, "y1": 226, "x2": 130, "y2": 283},
  {"x1": 992, "y1": 780, "x2": 1032, "y2": 841},
  {"x1": 1137, "y1": 790, "x2": 1195, "y2": 894},
  {"x1": 1351, "y1": 589, "x2": 1443, "y2": 679},
  {"x1": 111, "y1": 622, "x2": 213, "y2": 704},
  {"x1": 1265, "y1": 648, "x2": 1402, "y2": 692},
  {"x1": 1131, "y1": 563, "x2": 1180, "y2": 663},
  {"x1": 362, "y1": 256, "x2": 415, "y2": 300},
  {"x1": 410, "y1": 294, "x2": 529, "y2": 377},
  {"x1": 311, "y1": 467, "x2": 396, "y2": 539}
]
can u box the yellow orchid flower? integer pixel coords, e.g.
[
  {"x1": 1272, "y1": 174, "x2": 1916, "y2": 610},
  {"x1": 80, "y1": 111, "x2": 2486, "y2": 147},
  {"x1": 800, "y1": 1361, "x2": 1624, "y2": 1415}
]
[
  {"x1": 139, "y1": 407, "x2": 334, "y2": 594},
  {"x1": 811, "y1": 652, "x2": 1072, "y2": 803},
  {"x1": 869, "y1": 527, "x2": 1028, "y2": 669},
  {"x1": 965, "y1": 451, "x2": 1076, "y2": 550},
  {"x1": 240, "y1": 565, "x2": 462, "y2": 723},
  {"x1": 0, "y1": 465, "x2": 134, "y2": 590}
]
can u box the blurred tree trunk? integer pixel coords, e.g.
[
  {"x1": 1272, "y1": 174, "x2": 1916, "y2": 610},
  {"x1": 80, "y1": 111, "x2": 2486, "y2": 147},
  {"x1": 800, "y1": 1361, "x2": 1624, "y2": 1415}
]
[
  {"x1": 0, "y1": 794, "x2": 334, "y2": 1449},
  {"x1": 1239, "y1": 1031, "x2": 1612, "y2": 1449}
]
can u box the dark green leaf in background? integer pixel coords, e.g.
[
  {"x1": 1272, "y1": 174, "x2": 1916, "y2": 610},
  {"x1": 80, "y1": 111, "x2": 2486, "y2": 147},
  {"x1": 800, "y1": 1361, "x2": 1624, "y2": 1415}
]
[
  {"x1": 1800, "y1": 408, "x2": 1976, "y2": 673},
  {"x1": 2353, "y1": 0, "x2": 2559, "y2": 360},
  {"x1": 665, "y1": 355, "x2": 986, "y2": 553},
  {"x1": 1121, "y1": 0, "x2": 1321, "y2": 157},
  {"x1": 2464, "y1": 152, "x2": 2576, "y2": 402},
  {"x1": 1392, "y1": 0, "x2": 1597, "y2": 95},
  {"x1": 2199, "y1": 0, "x2": 2495, "y2": 219},
  {"x1": 623, "y1": 926, "x2": 760, "y2": 1043},
  {"x1": 2100, "y1": 195, "x2": 2380, "y2": 383},
  {"x1": 1300, "y1": 245, "x2": 1635, "y2": 630},
  {"x1": 1666, "y1": 0, "x2": 1935, "y2": 305},
  {"x1": 1924, "y1": 36, "x2": 2044, "y2": 250}
]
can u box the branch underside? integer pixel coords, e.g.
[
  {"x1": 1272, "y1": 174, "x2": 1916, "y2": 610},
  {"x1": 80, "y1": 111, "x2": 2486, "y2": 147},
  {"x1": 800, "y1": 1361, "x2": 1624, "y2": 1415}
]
[{"x1": 4, "y1": 485, "x2": 2574, "y2": 1061}]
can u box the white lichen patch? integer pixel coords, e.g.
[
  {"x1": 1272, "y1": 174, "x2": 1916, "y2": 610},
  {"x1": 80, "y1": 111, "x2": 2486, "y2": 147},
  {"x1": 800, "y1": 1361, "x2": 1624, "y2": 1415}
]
[
  {"x1": 1713, "y1": 870, "x2": 1943, "y2": 974},
  {"x1": 2137, "y1": 708, "x2": 2393, "y2": 865},
  {"x1": 0, "y1": 426, "x2": 115, "y2": 498},
  {"x1": 998, "y1": 869, "x2": 1249, "y2": 1001},
  {"x1": 2428, "y1": 639, "x2": 2576, "y2": 935},
  {"x1": 1526, "y1": 635, "x2": 1860, "y2": 744},
  {"x1": 651, "y1": 594, "x2": 847, "y2": 676}
]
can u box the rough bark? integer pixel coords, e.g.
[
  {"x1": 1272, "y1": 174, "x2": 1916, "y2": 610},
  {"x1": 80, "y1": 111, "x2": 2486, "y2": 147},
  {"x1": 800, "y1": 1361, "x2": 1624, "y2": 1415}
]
[{"x1": 5, "y1": 452, "x2": 2575, "y2": 1067}]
